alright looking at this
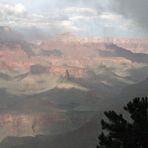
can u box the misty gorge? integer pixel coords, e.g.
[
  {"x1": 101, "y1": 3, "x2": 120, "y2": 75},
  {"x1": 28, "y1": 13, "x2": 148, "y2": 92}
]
[{"x1": 0, "y1": 0, "x2": 148, "y2": 148}]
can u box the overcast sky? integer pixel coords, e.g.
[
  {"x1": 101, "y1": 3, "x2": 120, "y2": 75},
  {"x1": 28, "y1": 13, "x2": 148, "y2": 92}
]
[{"x1": 0, "y1": 0, "x2": 147, "y2": 37}]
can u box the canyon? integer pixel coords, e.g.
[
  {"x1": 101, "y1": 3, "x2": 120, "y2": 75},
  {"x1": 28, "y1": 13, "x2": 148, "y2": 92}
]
[{"x1": 0, "y1": 27, "x2": 148, "y2": 141}]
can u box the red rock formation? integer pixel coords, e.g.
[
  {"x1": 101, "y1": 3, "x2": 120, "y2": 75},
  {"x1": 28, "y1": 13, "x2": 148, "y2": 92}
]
[{"x1": 0, "y1": 113, "x2": 67, "y2": 140}]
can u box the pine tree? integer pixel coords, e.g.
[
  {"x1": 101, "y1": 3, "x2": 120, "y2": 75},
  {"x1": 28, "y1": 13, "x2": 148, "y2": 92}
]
[{"x1": 97, "y1": 97, "x2": 148, "y2": 148}]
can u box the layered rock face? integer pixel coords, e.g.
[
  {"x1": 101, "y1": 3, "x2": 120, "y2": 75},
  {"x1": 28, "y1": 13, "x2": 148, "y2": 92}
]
[{"x1": 0, "y1": 113, "x2": 68, "y2": 140}]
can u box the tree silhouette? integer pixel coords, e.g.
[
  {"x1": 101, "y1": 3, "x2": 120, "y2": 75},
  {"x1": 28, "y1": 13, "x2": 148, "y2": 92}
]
[{"x1": 97, "y1": 97, "x2": 148, "y2": 148}]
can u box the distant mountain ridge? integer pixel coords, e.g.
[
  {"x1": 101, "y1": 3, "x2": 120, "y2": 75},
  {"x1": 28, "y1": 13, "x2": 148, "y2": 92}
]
[
  {"x1": 0, "y1": 26, "x2": 33, "y2": 57},
  {"x1": 99, "y1": 43, "x2": 148, "y2": 63}
]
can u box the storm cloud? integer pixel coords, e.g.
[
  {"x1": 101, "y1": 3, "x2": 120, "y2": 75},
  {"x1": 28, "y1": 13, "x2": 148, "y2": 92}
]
[{"x1": 112, "y1": 0, "x2": 148, "y2": 31}]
